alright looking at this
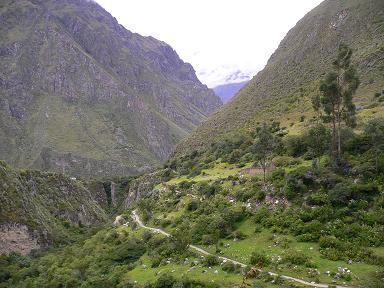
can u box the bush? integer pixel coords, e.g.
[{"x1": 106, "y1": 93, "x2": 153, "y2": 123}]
[
  {"x1": 201, "y1": 234, "x2": 215, "y2": 245},
  {"x1": 8, "y1": 253, "x2": 31, "y2": 268},
  {"x1": 203, "y1": 255, "x2": 219, "y2": 267},
  {"x1": 283, "y1": 250, "x2": 315, "y2": 268},
  {"x1": 319, "y1": 236, "x2": 341, "y2": 249},
  {"x1": 249, "y1": 251, "x2": 270, "y2": 267},
  {"x1": 179, "y1": 181, "x2": 195, "y2": 190},
  {"x1": 112, "y1": 238, "x2": 146, "y2": 263},
  {"x1": 0, "y1": 269, "x2": 11, "y2": 282},
  {"x1": 142, "y1": 231, "x2": 153, "y2": 242},
  {"x1": 273, "y1": 156, "x2": 301, "y2": 167},
  {"x1": 222, "y1": 261, "x2": 242, "y2": 274},
  {"x1": 155, "y1": 273, "x2": 176, "y2": 288},
  {"x1": 285, "y1": 135, "x2": 307, "y2": 157},
  {"x1": 270, "y1": 168, "x2": 285, "y2": 181},
  {"x1": 307, "y1": 192, "x2": 329, "y2": 206},
  {"x1": 198, "y1": 182, "x2": 219, "y2": 198},
  {"x1": 329, "y1": 182, "x2": 379, "y2": 206},
  {"x1": 186, "y1": 200, "x2": 199, "y2": 211},
  {"x1": 232, "y1": 230, "x2": 247, "y2": 240},
  {"x1": 253, "y1": 207, "x2": 270, "y2": 224}
]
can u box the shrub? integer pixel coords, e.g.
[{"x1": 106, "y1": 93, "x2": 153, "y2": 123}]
[
  {"x1": 186, "y1": 199, "x2": 199, "y2": 211},
  {"x1": 179, "y1": 181, "x2": 195, "y2": 190},
  {"x1": 255, "y1": 190, "x2": 266, "y2": 201},
  {"x1": 8, "y1": 253, "x2": 32, "y2": 268},
  {"x1": 283, "y1": 250, "x2": 315, "y2": 268},
  {"x1": 232, "y1": 230, "x2": 247, "y2": 240},
  {"x1": 253, "y1": 207, "x2": 270, "y2": 224},
  {"x1": 273, "y1": 156, "x2": 301, "y2": 167},
  {"x1": 270, "y1": 168, "x2": 285, "y2": 181},
  {"x1": 0, "y1": 269, "x2": 10, "y2": 282},
  {"x1": 307, "y1": 192, "x2": 329, "y2": 206},
  {"x1": 249, "y1": 251, "x2": 270, "y2": 267},
  {"x1": 155, "y1": 273, "x2": 177, "y2": 288},
  {"x1": 285, "y1": 135, "x2": 307, "y2": 157},
  {"x1": 151, "y1": 256, "x2": 162, "y2": 268},
  {"x1": 319, "y1": 236, "x2": 341, "y2": 249},
  {"x1": 222, "y1": 261, "x2": 242, "y2": 274},
  {"x1": 198, "y1": 182, "x2": 219, "y2": 198},
  {"x1": 203, "y1": 255, "x2": 219, "y2": 267},
  {"x1": 201, "y1": 234, "x2": 215, "y2": 245},
  {"x1": 112, "y1": 238, "x2": 146, "y2": 263},
  {"x1": 329, "y1": 182, "x2": 379, "y2": 206},
  {"x1": 142, "y1": 231, "x2": 152, "y2": 242}
]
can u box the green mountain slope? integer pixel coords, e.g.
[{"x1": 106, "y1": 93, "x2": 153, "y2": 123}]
[
  {"x1": 175, "y1": 0, "x2": 384, "y2": 156},
  {"x1": 0, "y1": 0, "x2": 221, "y2": 177}
]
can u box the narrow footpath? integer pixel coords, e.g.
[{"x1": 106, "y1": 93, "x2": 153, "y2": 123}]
[{"x1": 131, "y1": 210, "x2": 352, "y2": 288}]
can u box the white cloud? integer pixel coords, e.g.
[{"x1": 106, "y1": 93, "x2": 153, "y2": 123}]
[{"x1": 95, "y1": 0, "x2": 323, "y2": 87}]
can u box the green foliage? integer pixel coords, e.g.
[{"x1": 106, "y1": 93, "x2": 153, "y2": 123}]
[
  {"x1": 249, "y1": 251, "x2": 270, "y2": 267},
  {"x1": 253, "y1": 122, "x2": 283, "y2": 181},
  {"x1": 318, "y1": 43, "x2": 360, "y2": 160},
  {"x1": 154, "y1": 273, "x2": 176, "y2": 288},
  {"x1": 328, "y1": 182, "x2": 379, "y2": 206},
  {"x1": 221, "y1": 261, "x2": 241, "y2": 273},
  {"x1": 283, "y1": 250, "x2": 315, "y2": 268},
  {"x1": 112, "y1": 238, "x2": 146, "y2": 263},
  {"x1": 364, "y1": 117, "x2": 384, "y2": 170},
  {"x1": 202, "y1": 255, "x2": 220, "y2": 267}
]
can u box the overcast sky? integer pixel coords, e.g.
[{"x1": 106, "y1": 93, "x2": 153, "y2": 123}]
[{"x1": 96, "y1": 0, "x2": 323, "y2": 87}]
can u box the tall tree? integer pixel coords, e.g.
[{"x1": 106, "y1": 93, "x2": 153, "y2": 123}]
[
  {"x1": 253, "y1": 123, "x2": 281, "y2": 181},
  {"x1": 364, "y1": 118, "x2": 384, "y2": 171},
  {"x1": 306, "y1": 123, "x2": 330, "y2": 170},
  {"x1": 319, "y1": 43, "x2": 360, "y2": 162}
]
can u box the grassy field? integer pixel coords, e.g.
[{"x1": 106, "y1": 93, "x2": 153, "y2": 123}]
[
  {"x1": 198, "y1": 218, "x2": 383, "y2": 286},
  {"x1": 165, "y1": 161, "x2": 250, "y2": 185}
]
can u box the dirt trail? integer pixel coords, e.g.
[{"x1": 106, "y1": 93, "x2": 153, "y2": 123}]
[{"x1": 131, "y1": 210, "x2": 352, "y2": 288}]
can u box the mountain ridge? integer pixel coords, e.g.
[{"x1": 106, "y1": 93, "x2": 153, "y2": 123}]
[
  {"x1": 174, "y1": 0, "x2": 384, "y2": 156},
  {"x1": 0, "y1": 0, "x2": 222, "y2": 177}
]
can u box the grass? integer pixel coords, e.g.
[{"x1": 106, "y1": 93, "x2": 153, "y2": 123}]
[
  {"x1": 198, "y1": 218, "x2": 383, "y2": 286},
  {"x1": 127, "y1": 254, "x2": 243, "y2": 287},
  {"x1": 165, "y1": 162, "x2": 251, "y2": 185},
  {"x1": 116, "y1": 224, "x2": 243, "y2": 287}
]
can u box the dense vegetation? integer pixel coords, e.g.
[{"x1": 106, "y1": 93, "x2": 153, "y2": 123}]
[
  {"x1": 1, "y1": 0, "x2": 383, "y2": 287},
  {"x1": 3, "y1": 96, "x2": 382, "y2": 287}
]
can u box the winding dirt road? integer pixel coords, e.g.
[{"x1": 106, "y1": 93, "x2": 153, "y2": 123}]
[{"x1": 131, "y1": 210, "x2": 351, "y2": 288}]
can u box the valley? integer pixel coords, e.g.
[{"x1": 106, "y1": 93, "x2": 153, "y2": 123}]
[{"x1": 0, "y1": 0, "x2": 384, "y2": 287}]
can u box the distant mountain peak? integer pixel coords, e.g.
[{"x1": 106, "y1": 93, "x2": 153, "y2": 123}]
[{"x1": 197, "y1": 66, "x2": 256, "y2": 88}]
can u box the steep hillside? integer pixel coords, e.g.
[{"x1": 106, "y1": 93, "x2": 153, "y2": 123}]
[
  {"x1": 175, "y1": 0, "x2": 384, "y2": 156},
  {"x1": 0, "y1": 0, "x2": 221, "y2": 177},
  {"x1": 213, "y1": 81, "x2": 248, "y2": 103},
  {"x1": 0, "y1": 161, "x2": 107, "y2": 255}
]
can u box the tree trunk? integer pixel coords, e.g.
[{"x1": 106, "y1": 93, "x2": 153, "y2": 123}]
[
  {"x1": 332, "y1": 114, "x2": 337, "y2": 160},
  {"x1": 376, "y1": 149, "x2": 379, "y2": 172},
  {"x1": 337, "y1": 117, "x2": 342, "y2": 160},
  {"x1": 262, "y1": 159, "x2": 266, "y2": 182}
]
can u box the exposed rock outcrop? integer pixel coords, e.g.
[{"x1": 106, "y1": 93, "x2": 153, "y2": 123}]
[
  {"x1": 123, "y1": 171, "x2": 163, "y2": 208},
  {"x1": 0, "y1": 161, "x2": 107, "y2": 254},
  {"x1": 0, "y1": 222, "x2": 41, "y2": 255},
  {"x1": 0, "y1": 0, "x2": 222, "y2": 177}
]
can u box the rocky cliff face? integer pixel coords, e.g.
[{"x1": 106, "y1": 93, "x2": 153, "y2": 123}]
[
  {"x1": 175, "y1": 0, "x2": 384, "y2": 155},
  {"x1": 0, "y1": 161, "x2": 107, "y2": 255},
  {"x1": 0, "y1": 0, "x2": 221, "y2": 177}
]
